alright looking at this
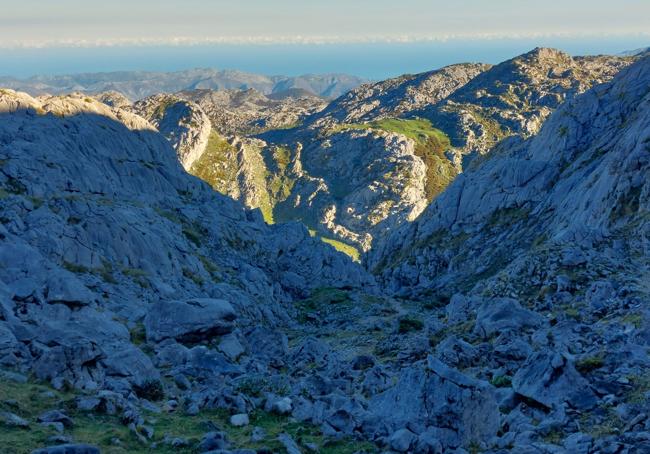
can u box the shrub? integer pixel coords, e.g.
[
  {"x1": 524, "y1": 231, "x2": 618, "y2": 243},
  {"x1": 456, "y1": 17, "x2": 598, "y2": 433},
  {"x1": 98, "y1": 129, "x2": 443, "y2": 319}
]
[
  {"x1": 133, "y1": 379, "x2": 164, "y2": 401},
  {"x1": 398, "y1": 316, "x2": 424, "y2": 334},
  {"x1": 576, "y1": 355, "x2": 605, "y2": 374},
  {"x1": 490, "y1": 375, "x2": 512, "y2": 388}
]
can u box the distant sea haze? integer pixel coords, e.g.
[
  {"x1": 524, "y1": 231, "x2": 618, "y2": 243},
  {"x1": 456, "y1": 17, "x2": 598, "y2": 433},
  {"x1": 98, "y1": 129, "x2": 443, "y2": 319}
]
[{"x1": 1, "y1": 36, "x2": 648, "y2": 79}]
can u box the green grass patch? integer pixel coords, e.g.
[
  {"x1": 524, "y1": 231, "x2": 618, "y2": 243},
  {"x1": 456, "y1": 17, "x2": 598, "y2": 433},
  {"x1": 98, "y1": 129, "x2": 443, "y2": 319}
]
[
  {"x1": 190, "y1": 131, "x2": 239, "y2": 196},
  {"x1": 122, "y1": 267, "x2": 150, "y2": 289},
  {"x1": 308, "y1": 229, "x2": 360, "y2": 262},
  {"x1": 490, "y1": 375, "x2": 513, "y2": 388},
  {"x1": 332, "y1": 118, "x2": 456, "y2": 201},
  {"x1": 0, "y1": 377, "x2": 376, "y2": 454}
]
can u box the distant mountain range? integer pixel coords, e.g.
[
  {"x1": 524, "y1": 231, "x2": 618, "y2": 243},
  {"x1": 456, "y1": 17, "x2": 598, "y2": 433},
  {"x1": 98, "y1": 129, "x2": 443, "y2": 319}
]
[{"x1": 0, "y1": 68, "x2": 368, "y2": 100}]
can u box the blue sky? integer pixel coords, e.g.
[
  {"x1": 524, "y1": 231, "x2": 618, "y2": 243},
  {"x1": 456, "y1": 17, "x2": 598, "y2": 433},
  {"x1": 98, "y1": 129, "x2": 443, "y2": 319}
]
[
  {"x1": 2, "y1": 0, "x2": 649, "y2": 47},
  {"x1": 0, "y1": 1, "x2": 648, "y2": 78}
]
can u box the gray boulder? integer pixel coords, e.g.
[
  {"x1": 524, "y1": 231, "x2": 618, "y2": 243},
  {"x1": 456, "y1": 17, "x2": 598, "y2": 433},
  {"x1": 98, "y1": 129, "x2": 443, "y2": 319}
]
[
  {"x1": 144, "y1": 298, "x2": 236, "y2": 343},
  {"x1": 278, "y1": 432, "x2": 302, "y2": 454},
  {"x1": 1, "y1": 411, "x2": 30, "y2": 428},
  {"x1": 512, "y1": 349, "x2": 597, "y2": 410},
  {"x1": 37, "y1": 410, "x2": 73, "y2": 428},
  {"x1": 368, "y1": 357, "x2": 499, "y2": 449},
  {"x1": 474, "y1": 298, "x2": 545, "y2": 338},
  {"x1": 198, "y1": 431, "x2": 229, "y2": 451},
  {"x1": 389, "y1": 428, "x2": 417, "y2": 452}
]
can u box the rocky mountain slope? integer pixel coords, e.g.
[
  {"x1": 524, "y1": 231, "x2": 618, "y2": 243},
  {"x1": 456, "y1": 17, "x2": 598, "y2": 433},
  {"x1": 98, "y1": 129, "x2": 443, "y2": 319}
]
[
  {"x1": 0, "y1": 89, "x2": 380, "y2": 451},
  {"x1": 123, "y1": 49, "x2": 635, "y2": 256},
  {"x1": 0, "y1": 55, "x2": 649, "y2": 454},
  {"x1": 365, "y1": 55, "x2": 650, "y2": 451},
  {"x1": 418, "y1": 48, "x2": 634, "y2": 164},
  {"x1": 0, "y1": 69, "x2": 367, "y2": 101},
  {"x1": 305, "y1": 63, "x2": 490, "y2": 127}
]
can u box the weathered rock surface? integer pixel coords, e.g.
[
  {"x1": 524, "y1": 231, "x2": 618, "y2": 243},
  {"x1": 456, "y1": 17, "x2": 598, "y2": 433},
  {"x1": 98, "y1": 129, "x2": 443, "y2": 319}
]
[
  {"x1": 307, "y1": 63, "x2": 490, "y2": 127},
  {"x1": 0, "y1": 89, "x2": 372, "y2": 398},
  {"x1": 144, "y1": 298, "x2": 236, "y2": 343},
  {"x1": 1, "y1": 52, "x2": 649, "y2": 454},
  {"x1": 367, "y1": 54, "x2": 650, "y2": 454},
  {"x1": 132, "y1": 93, "x2": 212, "y2": 170}
]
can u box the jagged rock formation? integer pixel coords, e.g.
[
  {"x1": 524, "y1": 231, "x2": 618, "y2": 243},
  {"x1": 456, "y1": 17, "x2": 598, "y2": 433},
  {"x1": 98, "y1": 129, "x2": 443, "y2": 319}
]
[
  {"x1": 117, "y1": 49, "x2": 634, "y2": 256},
  {"x1": 93, "y1": 90, "x2": 132, "y2": 110},
  {"x1": 2, "y1": 54, "x2": 649, "y2": 454},
  {"x1": 0, "y1": 69, "x2": 366, "y2": 100},
  {"x1": 131, "y1": 94, "x2": 212, "y2": 170},
  {"x1": 178, "y1": 88, "x2": 327, "y2": 136},
  {"x1": 189, "y1": 134, "x2": 275, "y2": 224},
  {"x1": 418, "y1": 48, "x2": 635, "y2": 163}
]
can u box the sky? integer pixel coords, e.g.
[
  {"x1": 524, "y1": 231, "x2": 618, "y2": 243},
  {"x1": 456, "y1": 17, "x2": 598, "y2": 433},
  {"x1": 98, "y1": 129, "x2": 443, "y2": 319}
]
[{"x1": 0, "y1": 0, "x2": 648, "y2": 77}]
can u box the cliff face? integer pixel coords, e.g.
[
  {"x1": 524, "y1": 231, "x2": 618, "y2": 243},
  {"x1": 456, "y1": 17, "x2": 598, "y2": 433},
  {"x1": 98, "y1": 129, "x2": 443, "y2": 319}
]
[{"x1": 131, "y1": 94, "x2": 212, "y2": 170}]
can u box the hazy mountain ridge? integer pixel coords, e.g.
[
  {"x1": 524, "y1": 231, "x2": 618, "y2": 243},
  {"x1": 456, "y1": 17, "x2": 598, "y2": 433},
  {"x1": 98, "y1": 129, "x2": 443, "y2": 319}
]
[{"x1": 0, "y1": 68, "x2": 367, "y2": 101}]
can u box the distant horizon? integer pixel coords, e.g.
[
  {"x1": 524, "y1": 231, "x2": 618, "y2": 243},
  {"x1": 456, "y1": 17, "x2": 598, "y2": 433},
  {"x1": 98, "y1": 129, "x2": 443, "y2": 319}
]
[{"x1": 1, "y1": 36, "x2": 648, "y2": 81}]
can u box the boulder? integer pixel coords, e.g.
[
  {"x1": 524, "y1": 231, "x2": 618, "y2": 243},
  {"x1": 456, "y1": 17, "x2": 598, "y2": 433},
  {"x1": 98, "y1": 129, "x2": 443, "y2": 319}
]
[
  {"x1": 218, "y1": 334, "x2": 245, "y2": 361},
  {"x1": 45, "y1": 272, "x2": 96, "y2": 307},
  {"x1": 198, "y1": 431, "x2": 229, "y2": 451},
  {"x1": 144, "y1": 298, "x2": 236, "y2": 343},
  {"x1": 277, "y1": 433, "x2": 302, "y2": 454},
  {"x1": 265, "y1": 396, "x2": 293, "y2": 415},
  {"x1": 368, "y1": 357, "x2": 499, "y2": 449},
  {"x1": 37, "y1": 410, "x2": 73, "y2": 429},
  {"x1": 474, "y1": 298, "x2": 545, "y2": 338},
  {"x1": 230, "y1": 413, "x2": 249, "y2": 427},
  {"x1": 389, "y1": 428, "x2": 417, "y2": 452},
  {"x1": 1, "y1": 411, "x2": 29, "y2": 428},
  {"x1": 512, "y1": 349, "x2": 597, "y2": 410}
]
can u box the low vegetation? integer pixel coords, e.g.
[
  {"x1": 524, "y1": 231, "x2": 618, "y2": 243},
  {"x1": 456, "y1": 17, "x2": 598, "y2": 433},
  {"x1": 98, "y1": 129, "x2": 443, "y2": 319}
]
[
  {"x1": 397, "y1": 316, "x2": 424, "y2": 334},
  {"x1": 0, "y1": 377, "x2": 376, "y2": 454},
  {"x1": 189, "y1": 131, "x2": 239, "y2": 197},
  {"x1": 308, "y1": 229, "x2": 360, "y2": 262}
]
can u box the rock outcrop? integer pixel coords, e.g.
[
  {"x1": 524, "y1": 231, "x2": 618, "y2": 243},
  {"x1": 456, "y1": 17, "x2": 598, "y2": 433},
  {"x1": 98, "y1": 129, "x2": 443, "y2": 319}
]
[
  {"x1": 131, "y1": 94, "x2": 212, "y2": 170},
  {"x1": 1, "y1": 53, "x2": 649, "y2": 454},
  {"x1": 245, "y1": 49, "x2": 635, "y2": 251}
]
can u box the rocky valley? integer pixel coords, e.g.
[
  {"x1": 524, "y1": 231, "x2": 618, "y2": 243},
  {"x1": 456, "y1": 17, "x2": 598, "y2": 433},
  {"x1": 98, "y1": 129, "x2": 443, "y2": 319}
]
[{"x1": 0, "y1": 49, "x2": 649, "y2": 454}]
